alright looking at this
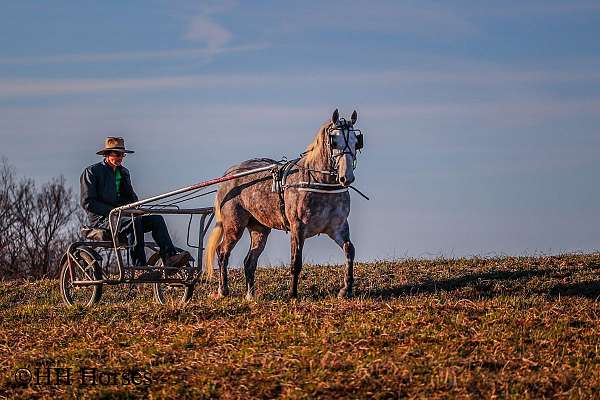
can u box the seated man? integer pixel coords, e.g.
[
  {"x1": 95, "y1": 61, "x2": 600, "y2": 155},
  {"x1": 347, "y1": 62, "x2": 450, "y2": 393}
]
[{"x1": 80, "y1": 136, "x2": 190, "y2": 278}]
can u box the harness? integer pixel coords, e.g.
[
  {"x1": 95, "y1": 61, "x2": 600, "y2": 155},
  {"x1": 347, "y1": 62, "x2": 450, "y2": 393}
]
[
  {"x1": 270, "y1": 119, "x2": 366, "y2": 231},
  {"x1": 271, "y1": 158, "x2": 299, "y2": 231}
]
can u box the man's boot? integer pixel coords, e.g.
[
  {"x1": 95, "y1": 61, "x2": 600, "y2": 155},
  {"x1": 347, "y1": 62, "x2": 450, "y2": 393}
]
[{"x1": 164, "y1": 251, "x2": 191, "y2": 276}]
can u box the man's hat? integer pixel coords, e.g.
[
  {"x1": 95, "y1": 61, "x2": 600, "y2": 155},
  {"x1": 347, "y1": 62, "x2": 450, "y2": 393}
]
[{"x1": 96, "y1": 137, "x2": 135, "y2": 155}]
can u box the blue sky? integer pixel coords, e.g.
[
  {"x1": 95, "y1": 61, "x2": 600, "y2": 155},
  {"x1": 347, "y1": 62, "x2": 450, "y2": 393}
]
[{"x1": 1, "y1": 1, "x2": 600, "y2": 265}]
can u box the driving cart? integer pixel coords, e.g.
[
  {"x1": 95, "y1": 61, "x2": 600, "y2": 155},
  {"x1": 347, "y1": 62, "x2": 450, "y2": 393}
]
[
  {"x1": 59, "y1": 164, "x2": 279, "y2": 307},
  {"x1": 60, "y1": 206, "x2": 214, "y2": 306}
]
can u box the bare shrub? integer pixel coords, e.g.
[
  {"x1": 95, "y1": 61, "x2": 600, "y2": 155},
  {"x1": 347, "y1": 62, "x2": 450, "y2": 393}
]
[{"x1": 0, "y1": 159, "x2": 78, "y2": 280}]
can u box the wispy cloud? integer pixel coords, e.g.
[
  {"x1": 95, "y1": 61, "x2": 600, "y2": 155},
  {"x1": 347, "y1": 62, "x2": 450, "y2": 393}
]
[
  {"x1": 265, "y1": 1, "x2": 477, "y2": 37},
  {"x1": 0, "y1": 44, "x2": 268, "y2": 66},
  {"x1": 184, "y1": 15, "x2": 232, "y2": 53},
  {"x1": 369, "y1": 98, "x2": 600, "y2": 127},
  {"x1": 2, "y1": 61, "x2": 600, "y2": 97},
  {"x1": 180, "y1": 0, "x2": 237, "y2": 54},
  {"x1": 471, "y1": 1, "x2": 600, "y2": 16},
  {"x1": 0, "y1": 75, "x2": 269, "y2": 97},
  {"x1": 0, "y1": 1, "x2": 247, "y2": 68}
]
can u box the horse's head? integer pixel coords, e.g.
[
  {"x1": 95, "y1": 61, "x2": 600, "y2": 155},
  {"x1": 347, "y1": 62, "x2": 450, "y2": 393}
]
[{"x1": 328, "y1": 109, "x2": 364, "y2": 186}]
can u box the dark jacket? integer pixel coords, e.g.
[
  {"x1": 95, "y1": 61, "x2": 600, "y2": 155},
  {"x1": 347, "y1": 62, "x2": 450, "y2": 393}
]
[{"x1": 80, "y1": 161, "x2": 139, "y2": 227}]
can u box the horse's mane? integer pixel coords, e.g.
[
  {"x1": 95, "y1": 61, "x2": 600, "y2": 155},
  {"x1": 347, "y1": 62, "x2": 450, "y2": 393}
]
[{"x1": 303, "y1": 121, "x2": 332, "y2": 168}]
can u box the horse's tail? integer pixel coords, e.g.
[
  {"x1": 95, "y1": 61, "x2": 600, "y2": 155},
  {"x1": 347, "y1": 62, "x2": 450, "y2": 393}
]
[{"x1": 204, "y1": 197, "x2": 223, "y2": 278}]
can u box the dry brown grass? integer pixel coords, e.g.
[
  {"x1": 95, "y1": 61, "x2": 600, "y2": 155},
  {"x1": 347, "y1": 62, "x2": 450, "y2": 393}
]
[{"x1": 1, "y1": 254, "x2": 600, "y2": 399}]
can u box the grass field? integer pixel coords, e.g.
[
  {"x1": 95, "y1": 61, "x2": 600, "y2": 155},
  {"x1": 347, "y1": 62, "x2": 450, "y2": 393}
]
[{"x1": 1, "y1": 254, "x2": 600, "y2": 399}]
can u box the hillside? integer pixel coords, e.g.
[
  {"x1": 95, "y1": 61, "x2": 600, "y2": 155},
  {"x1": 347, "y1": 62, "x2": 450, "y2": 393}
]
[{"x1": 1, "y1": 254, "x2": 600, "y2": 399}]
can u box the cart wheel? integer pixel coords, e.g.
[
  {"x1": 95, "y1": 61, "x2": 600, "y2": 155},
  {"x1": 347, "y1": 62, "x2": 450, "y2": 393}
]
[
  {"x1": 148, "y1": 253, "x2": 193, "y2": 306},
  {"x1": 60, "y1": 246, "x2": 103, "y2": 306}
]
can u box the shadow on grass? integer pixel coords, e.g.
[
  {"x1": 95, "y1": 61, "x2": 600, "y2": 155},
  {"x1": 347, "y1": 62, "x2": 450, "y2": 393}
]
[
  {"x1": 173, "y1": 260, "x2": 600, "y2": 302},
  {"x1": 363, "y1": 269, "x2": 551, "y2": 300},
  {"x1": 361, "y1": 265, "x2": 600, "y2": 301},
  {"x1": 547, "y1": 281, "x2": 600, "y2": 300},
  {"x1": 252, "y1": 269, "x2": 552, "y2": 301}
]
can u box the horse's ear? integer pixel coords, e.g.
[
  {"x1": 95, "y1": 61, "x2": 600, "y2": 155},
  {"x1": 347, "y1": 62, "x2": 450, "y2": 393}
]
[
  {"x1": 331, "y1": 109, "x2": 339, "y2": 125},
  {"x1": 351, "y1": 110, "x2": 358, "y2": 125}
]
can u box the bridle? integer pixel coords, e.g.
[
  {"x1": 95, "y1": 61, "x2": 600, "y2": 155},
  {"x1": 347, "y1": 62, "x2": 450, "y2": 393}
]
[
  {"x1": 271, "y1": 115, "x2": 368, "y2": 230},
  {"x1": 295, "y1": 118, "x2": 365, "y2": 181},
  {"x1": 326, "y1": 118, "x2": 364, "y2": 174}
]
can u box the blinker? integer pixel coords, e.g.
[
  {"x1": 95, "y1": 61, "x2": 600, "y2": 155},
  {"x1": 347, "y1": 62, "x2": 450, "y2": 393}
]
[{"x1": 356, "y1": 133, "x2": 364, "y2": 150}]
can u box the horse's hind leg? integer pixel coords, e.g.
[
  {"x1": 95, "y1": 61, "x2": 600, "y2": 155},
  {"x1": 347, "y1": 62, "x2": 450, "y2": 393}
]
[
  {"x1": 327, "y1": 221, "x2": 355, "y2": 299},
  {"x1": 243, "y1": 221, "x2": 271, "y2": 300},
  {"x1": 216, "y1": 208, "x2": 248, "y2": 297}
]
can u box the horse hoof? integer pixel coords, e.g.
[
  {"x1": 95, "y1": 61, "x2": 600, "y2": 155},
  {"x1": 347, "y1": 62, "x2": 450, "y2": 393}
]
[
  {"x1": 287, "y1": 292, "x2": 299, "y2": 302},
  {"x1": 245, "y1": 293, "x2": 255, "y2": 301},
  {"x1": 210, "y1": 291, "x2": 228, "y2": 299},
  {"x1": 338, "y1": 289, "x2": 353, "y2": 299}
]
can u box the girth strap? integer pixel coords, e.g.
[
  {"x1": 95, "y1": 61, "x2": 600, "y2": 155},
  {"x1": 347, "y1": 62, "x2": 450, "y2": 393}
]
[{"x1": 271, "y1": 159, "x2": 300, "y2": 232}]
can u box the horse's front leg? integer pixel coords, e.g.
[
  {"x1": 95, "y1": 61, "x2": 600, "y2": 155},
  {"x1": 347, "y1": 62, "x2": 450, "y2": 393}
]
[
  {"x1": 328, "y1": 222, "x2": 354, "y2": 299},
  {"x1": 338, "y1": 241, "x2": 355, "y2": 298},
  {"x1": 289, "y1": 229, "x2": 305, "y2": 299}
]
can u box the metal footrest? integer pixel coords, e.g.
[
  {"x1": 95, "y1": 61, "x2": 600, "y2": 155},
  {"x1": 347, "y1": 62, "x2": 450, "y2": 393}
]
[
  {"x1": 72, "y1": 280, "x2": 105, "y2": 286},
  {"x1": 125, "y1": 265, "x2": 160, "y2": 271},
  {"x1": 124, "y1": 265, "x2": 179, "y2": 271},
  {"x1": 127, "y1": 277, "x2": 189, "y2": 284}
]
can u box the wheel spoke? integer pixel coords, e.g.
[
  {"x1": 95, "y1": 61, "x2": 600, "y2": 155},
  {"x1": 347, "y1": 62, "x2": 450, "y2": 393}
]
[
  {"x1": 60, "y1": 247, "x2": 102, "y2": 307},
  {"x1": 149, "y1": 253, "x2": 194, "y2": 306}
]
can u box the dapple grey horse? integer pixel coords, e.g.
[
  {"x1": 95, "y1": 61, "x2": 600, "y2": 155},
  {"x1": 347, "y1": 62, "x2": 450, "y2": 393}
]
[{"x1": 205, "y1": 109, "x2": 364, "y2": 299}]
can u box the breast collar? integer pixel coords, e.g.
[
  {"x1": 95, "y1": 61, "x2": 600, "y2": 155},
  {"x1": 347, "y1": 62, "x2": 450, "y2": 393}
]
[
  {"x1": 271, "y1": 158, "x2": 349, "y2": 195},
  {"x1": 268, "y1": 157, "x2": 346, "y2": 232}
]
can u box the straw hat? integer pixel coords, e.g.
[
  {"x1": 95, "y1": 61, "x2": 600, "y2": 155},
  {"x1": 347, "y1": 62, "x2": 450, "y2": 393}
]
[{"x1": 96, "y1": 137, "x2": 135, "y2": 155}]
